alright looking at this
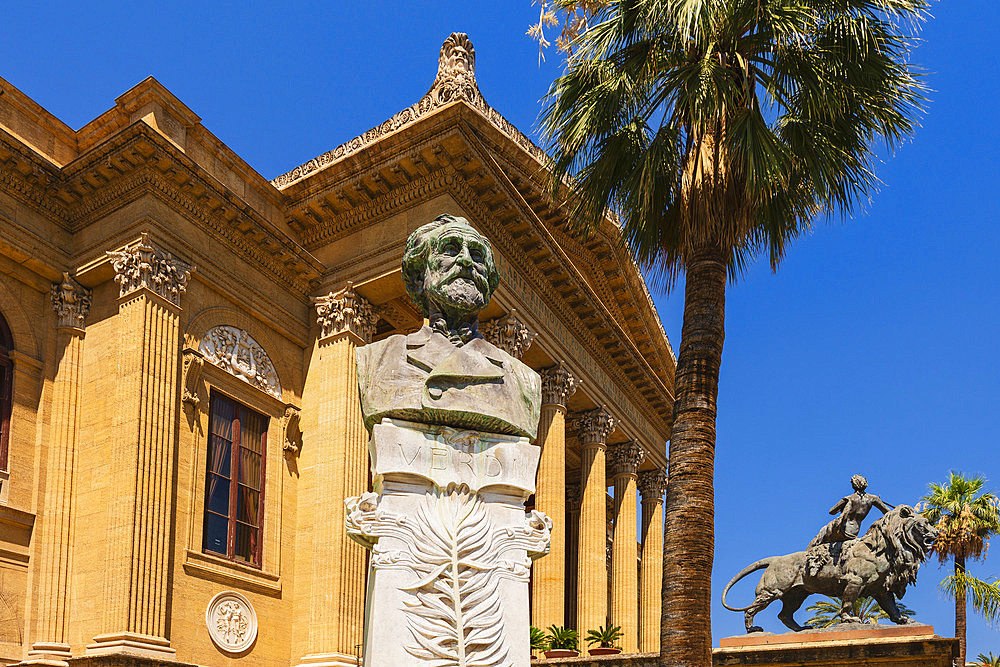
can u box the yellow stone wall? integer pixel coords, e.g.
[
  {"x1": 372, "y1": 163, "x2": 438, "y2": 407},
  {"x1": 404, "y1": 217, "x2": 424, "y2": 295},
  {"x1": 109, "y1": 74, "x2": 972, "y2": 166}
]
[{"x1": 0, "y1": 62, "x2": 675, "y2": 666}]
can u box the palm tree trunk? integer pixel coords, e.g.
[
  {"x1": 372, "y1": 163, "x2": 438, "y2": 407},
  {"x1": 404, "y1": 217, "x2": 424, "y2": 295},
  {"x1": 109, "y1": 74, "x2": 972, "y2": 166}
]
[
  {"x1": 956, "y1": 555, "x2": 967, "y2": 667},
  {"x1": 659, "y1": 246, "x2": 727, "y2": 667}
]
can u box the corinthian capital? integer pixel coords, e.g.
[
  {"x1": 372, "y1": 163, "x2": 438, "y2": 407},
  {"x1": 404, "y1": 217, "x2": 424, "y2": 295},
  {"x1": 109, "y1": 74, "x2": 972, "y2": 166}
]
[
  {"x1": 565, "y1": 483, "x2": 581, "y2": 512},
  {"x1": 540, "y1": 362, "x2": 579, "y2": 408},
  {"x1": 575, "y1": 406, "x2": 616, "y2": 446},
  {"x1": 50, "y1": 272, "x2": 92, "y2": 330},
  {"x1": 107, "y1": 232, "x2": 193, "y2": 307},
  {"x1": 608, "y1": 440, "x2": 646, "y2": 478},
  {"x1": 638, "y1": 468, "x2": 668, "y2": 501},
  {"x1": 313, "y1": 282, "x2": 378, "y2": 344},
  {"x1": 481, "y1": 309, "x2": 536, "y2": 359}
]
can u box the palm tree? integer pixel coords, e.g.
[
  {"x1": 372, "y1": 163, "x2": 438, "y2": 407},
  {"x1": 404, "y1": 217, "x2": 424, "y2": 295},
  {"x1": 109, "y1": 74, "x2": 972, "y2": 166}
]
[
  {"x1": 804, "y1": 595, "x2": 915, "y2": 628},
  {"x1": 976, "y1": 652, "x2": 1000, "y2": 667},
  {"x1": 537, "y1": 1, "x2": 927, "y2": 664},
  {"x1": 920, "y1": 473, "x2": 1000, "y2": 667}
]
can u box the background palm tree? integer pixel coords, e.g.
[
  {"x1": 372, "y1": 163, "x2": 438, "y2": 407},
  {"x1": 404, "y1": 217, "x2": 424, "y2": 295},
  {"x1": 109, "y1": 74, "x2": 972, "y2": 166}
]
[
  {"x1": 920, "y1": 472, "x2": 1000, "y2": 667},
  {"x1": 804, "y1": 595, "x2": 916, "y2": 628},
  {"x1": 976, "y1": 652, "x2": 1000, "y2": 667},
  {"x1": 537, "y1": 1, "x2": 927, "y2": 664}
]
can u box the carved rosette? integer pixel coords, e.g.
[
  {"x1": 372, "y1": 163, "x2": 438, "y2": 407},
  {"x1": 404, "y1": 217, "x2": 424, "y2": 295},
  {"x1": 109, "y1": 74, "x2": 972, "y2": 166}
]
[
  {"x1": 575, "y1": 406, "x2": 616, "y2": 446},
  {"x1": 313, "y1": 282, "x2": 378, "y2": 344},
  {"x1": 345, "y1": 484, "x2": 551, "y2": 665},
  {"x1": 281, "y1": 406, "x2": 301, "y2": 454},
  {"x1": 540, "y1": 362, "x2": 579, "y2": 408},
  {"x1": 181, "y1": 347, "x2": 204, "y2": 407},
  {"x1": 565, "y1": 483, "x2": 582, "y2": 513},
  {"x1": 638, "y1": 468, "x2": 668, "y2": 502},
  {"x1": 106, "y1": 232, "x2": 193, "y2": 307},
  {"x1": 607, "y1": 440, "x2": 646, "y2": 478},
  {"x1": 50, "y1": 272, "x2": 92, "y2": 330},
  {"x1": 198, "y1": 326, "x2": 282, "y2": 399},
  {"x1": 480, "y1": 310, "x2": 536, "y2": 359}
]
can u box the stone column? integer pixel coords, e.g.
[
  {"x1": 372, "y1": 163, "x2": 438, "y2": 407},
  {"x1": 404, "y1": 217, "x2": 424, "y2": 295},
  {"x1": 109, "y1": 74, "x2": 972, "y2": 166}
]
[
  {"x1": 638, "y1": 468, "x2": 667, "y2": 653},
  {"x1": 22, "y1": 275, "x2": 91, "y2": 666},
  {"x1": 480, "y1": 309, "x2": 536, "y2": 360},
  {"x1": 295, "y1": 283, "x2": 378, "y2": 667},
  {"x1": 88, "y1": 233, "x2": 192, "y2": 659},
  {"x1": 574, "y1": 406, "x2": 615, "y2": 635},
  {"x1": 530, "y1": 363, "x2": 577, "y2": 632},
  {"x1": 564, "y1": 483, "x2": 581, "y2": 630},
  {"x1": 608, "y1": 440, "x2": 645, "y2": 652}
]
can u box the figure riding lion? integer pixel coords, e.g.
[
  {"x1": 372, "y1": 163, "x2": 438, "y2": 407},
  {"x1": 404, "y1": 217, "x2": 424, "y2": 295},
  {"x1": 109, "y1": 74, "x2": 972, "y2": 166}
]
[{"x1": 721, "y1": 505, "x2": 938, "y2": 633}]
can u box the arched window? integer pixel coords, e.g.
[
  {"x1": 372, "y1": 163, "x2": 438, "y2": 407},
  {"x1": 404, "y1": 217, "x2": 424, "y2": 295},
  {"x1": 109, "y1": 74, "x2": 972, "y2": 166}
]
[{"x1": 0, "y1": 310, "x2": 12, "y2": 472}]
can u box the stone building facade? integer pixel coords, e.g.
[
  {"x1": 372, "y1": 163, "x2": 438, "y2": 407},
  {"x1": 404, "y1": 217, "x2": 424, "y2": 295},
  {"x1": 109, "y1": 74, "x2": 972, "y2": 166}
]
[{"x1": 0, "y1": 34, "x2": 675, "y2": 666}]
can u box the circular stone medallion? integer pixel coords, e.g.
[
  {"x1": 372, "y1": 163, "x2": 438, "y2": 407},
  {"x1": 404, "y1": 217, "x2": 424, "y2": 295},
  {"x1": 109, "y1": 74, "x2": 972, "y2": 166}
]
[{"x1": 205, "y1": 591, "x2": 257, "y2": 653}]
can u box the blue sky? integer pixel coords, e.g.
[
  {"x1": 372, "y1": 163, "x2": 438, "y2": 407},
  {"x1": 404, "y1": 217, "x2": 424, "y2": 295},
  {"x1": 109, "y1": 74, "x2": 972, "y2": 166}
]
[{"x1": 4, "y1": 0, "x2": 998, "y2": 657}]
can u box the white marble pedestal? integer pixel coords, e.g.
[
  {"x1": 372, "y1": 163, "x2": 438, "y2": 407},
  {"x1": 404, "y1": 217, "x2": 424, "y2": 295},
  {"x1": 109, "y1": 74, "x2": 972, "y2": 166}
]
[{"x1": 346, "y1": 418, "x2": 550, "y2": 667}]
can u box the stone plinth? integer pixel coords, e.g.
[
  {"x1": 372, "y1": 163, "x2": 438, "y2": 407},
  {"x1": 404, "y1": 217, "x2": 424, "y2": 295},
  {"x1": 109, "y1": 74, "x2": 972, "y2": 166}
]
[
  {"x1": 532, "y1": 629, "x2": 958, "y2": 667},
  {"x1": 715, "y1": 625, "x2": 957, "y2": 667},
  {"x1": 346, "y1": 418, "x2": 550, "y2": 667}
]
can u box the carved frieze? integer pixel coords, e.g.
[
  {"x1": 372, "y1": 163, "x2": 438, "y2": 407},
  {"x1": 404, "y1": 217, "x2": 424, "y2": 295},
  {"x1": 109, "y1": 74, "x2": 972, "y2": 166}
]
[
  {"x1": 540, "y1": 362, "x2": 579, "y2": 408},
  {"x1": 607, "y1": 440, "x2": 646, "y2": 478},
  {"x1": 106, "y1": 232, "x2": 193, "y2": 307},
  {"x1": 198, "y1": 326, "x2": 282, "y2": 400},
  {"x1": 575, "y1": 406, "x2": 616, "y2": 446},
  {"x1": 481, "y1": 309, "x2": 536, "y2": 359},
  {"x1": 638, "y1": 468, "x2": 668, "y2": 501},
  {"x1": 281, "y1": 406, "x2": 302, "y2": 454},
  {"x1": 50, "y1": 272, "x2": 91, "y2": 330},
  {"x1": 313, "y1": 282, "x2": 379, "y2": 344},
  {"x1": 205, "y1": 591, "x2": 257, "y2": 653},
  {"x1": 181, "y1": 347, "x2": 204, "y2": 408}
]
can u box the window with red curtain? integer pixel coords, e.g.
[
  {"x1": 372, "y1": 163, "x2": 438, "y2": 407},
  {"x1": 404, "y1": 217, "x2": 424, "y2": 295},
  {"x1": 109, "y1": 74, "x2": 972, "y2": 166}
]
[
  {"x1": 204, "y1": 392, "x2": 267, "y2": 566},
  {"x1": 0, "y1": 311, "x2": 12, "y2": 473}
]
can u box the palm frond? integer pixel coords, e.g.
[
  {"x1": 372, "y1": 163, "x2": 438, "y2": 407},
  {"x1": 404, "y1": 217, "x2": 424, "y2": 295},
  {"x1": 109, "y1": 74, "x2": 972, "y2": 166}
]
[{"x1": 940, "y1": 572, "x2": 1000, "y2": 627}]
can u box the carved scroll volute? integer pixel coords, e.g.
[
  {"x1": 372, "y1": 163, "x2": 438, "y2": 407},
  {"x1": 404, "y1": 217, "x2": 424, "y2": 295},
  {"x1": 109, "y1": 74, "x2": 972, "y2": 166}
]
[
  {"x1": 106, "y1": 231, "x2": 194, "y2": 308},
  {"x1": 637, "y1": 468, "x2": 668, "y2": 502},
  {"x1": 540, "y1": 362, "x2": 579, "y2": 408},
  {"x1": 607, "y1": 440, "x2": 646, "y2": 479},
  {"x1": 575, "y1": 405, "x2": 616, "y2": 447},
  {"x1": 50, "y1": 272, "x2": 92, "y2": 331},
  {"x1": 313, "y1": 282, "x2": 379, "y2": 345},
  {"x1": 481, "y1": 309, "x2": 536, "y2": 359},
  {"x1": 282, "y1": 406, "x2": 302, "y2": 454},
  {"x1": 181, "y1": 347, "x2": 204, "y2": 408}
]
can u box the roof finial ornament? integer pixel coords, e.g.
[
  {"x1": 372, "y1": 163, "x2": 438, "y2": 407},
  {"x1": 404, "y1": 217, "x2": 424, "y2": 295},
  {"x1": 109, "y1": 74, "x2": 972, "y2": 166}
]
[{"x1": 429, "y1": 33, "x2": 481, "y2": 106}]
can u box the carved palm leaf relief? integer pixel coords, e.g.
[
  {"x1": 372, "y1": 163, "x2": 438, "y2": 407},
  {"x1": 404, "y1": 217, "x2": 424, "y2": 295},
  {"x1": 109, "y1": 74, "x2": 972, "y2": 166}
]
[{"x1": 401, "y1": 483, "x2": 510, "y2": 667}]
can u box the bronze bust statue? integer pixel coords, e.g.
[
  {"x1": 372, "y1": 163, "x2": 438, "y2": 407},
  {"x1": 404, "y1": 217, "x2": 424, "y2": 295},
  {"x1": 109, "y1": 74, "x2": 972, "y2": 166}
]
[{"x1": 356, "y1": 214, "x2": 541, "y2": 439}]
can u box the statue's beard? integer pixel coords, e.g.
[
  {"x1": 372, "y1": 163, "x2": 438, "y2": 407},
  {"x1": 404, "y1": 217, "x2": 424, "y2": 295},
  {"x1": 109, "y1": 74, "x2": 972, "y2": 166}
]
[{"x1": 426, "y1": 268, "x2": 488, "y2": 316}]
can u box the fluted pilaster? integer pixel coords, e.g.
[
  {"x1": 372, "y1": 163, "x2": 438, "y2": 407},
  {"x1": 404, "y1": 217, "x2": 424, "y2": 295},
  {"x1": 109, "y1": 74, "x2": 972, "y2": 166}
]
[
  {"x1": 608, "y1": 440, "x2": 645, "y2": 652},
  {"x1": 638, "y1": 468, "x2": 667, "y2": 653},
  {"x1": 531, "y1": 363, "x2": 578, "y2": 632},
  {"x1": 295, "y1": 284, "x2": 378, "y2": 667},
  {"x1": 23, "y1": 277, "x2": 91, "y2": 665},
  {"x1": 565, "y1": 483, "x2": 581, "y2": 630},
  {"x1": 89, "y1": 235, "x2": 192, "y2": 659},
  {"x1": 574, "y1": 406, "x2": 615, "y2": 635}
]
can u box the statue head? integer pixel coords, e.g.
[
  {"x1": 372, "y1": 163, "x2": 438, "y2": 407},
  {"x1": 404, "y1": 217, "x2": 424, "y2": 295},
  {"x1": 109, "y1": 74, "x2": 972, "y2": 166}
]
[
  {"x1": 851, "y1": 474, "x2": 868, "y2": 493},
  {"x1": 402, "y1": 214, "x2": 499, "y2": 326}
]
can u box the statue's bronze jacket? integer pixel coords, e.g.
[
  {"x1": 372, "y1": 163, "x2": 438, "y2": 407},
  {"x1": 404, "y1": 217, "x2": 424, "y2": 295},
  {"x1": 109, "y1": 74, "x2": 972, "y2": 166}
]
[{"x1": 356, "y1": 325, "x2": 541, "y2": 440}]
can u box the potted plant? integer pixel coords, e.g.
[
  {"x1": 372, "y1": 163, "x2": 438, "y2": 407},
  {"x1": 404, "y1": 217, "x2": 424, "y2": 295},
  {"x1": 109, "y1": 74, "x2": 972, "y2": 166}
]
[
  {"x1": 530, "y1": 626, "x2": 547, "y2": 660},
  {"x1": 585, "y1": 625, "x2": 623, "y2": 656},
  {"x1": 543, "y1": 625, "x2": 579, "y2": 658}
]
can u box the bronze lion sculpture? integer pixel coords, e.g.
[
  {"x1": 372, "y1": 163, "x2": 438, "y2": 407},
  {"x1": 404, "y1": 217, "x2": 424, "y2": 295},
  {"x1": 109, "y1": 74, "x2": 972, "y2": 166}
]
[{"x1": 722, "y1": 505, "x2": 938, "y2": 633}]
